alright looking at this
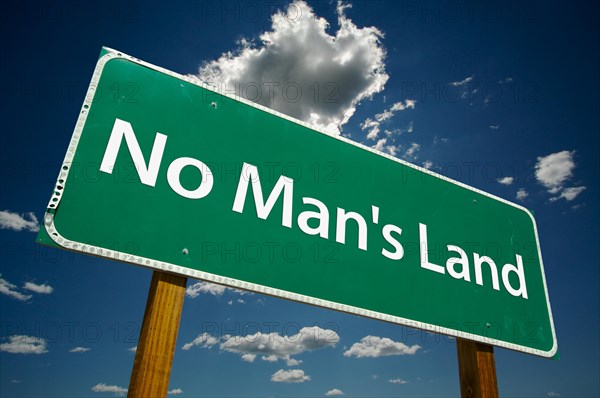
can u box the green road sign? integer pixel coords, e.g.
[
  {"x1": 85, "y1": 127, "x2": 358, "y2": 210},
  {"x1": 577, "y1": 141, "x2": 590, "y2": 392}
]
[{"x1": 38, "y1": 47, "x2": 556, "y2": 357}]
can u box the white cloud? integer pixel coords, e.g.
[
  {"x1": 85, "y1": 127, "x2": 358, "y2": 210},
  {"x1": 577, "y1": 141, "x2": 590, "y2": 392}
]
[
  {"x1": 220, "y1": 326, "x2": 339, "y2": 364},
  {"x1": 489, "y1": 125, "x2": 500, "y2": 130},
  {"x1": 371, "y1": 136, "x2": 403, "y2": 157},
  {"x1": 450, "y1": 74, "x2": 474, "y2": 86},
  {"x1": 343, "y1": 335, "x2": 420, "y2": 358},
  {"x1": 497, "y1": 176, "x2": 514, "y2": 185},
  {"x1": 0, "y1": 210, "x2": 39, "y2": 232},
  {"x1": 91, "y1": 383, "x2": 127, "y2": 396},
  {"x1": 372, "y1": 138, "x2": 387, "y2": 152},
  {"x1": 516, "y1": 188, "x2": 529, "y2": 201},
  {"x1": 363, "y1": 100, "x2": 415, "y2": 140},
  {"x1": 534, "y1": 151, "x2": 585, "y2": 202},
  {"x1": 375, "y1": 99, "x2": 416, "y2": 122},
  {"x1": 404, "y1": 142, "x2": 420, "y2": 160},
  {"x1": 0, "y1": 275, "x2": 32, "y2": 301},
  {"x1": 0, "y1": 335, "x2": 48, "y2": 354},
  {"x1": 325, "y1": 388, "x2": 345, "y2": 396},
  {"x1": 371, "y1": 138, "x2": 400, "y2": 156},
  {"x1": 551, "y1": 186, "x2": 586, "y2": 202},
  {"x1": 241, "y1": 353, "x2": 256, "y2": 362},
  {"x1": 181, "y1": 332, "x2": 219, "y2": 351},
  {"x1": 422, "y1": 160, "x2": 433, "y2": 170},
  {"x1": 185, "y1": 282, "x2": 227, "y2": 298},
  {"x1": 535, "y1": 150, "x2": 575, "y2": 193},
  {"x1": 499, "y1": 77, "x2": 513, "y2": 84},
  {"x1": 168, "y1": 388, "x2": 184, "y2": 395},
  {"x1": 385, "y1": 145, "x2": 398, "y2": 157},
  {"x1": 547, "y1": 392, "x2": 560, "y2": 397},
  {"x1": 197, "y1": 0, "x2": 388, "y2": 133},
  {"x1": 69, "y1": 346, "x2": 90, "y2": 353},
  {"x1": 388, "y1": 378, "x2": 408, "y2": 384},
  {"x1": 286, "y1": 357, "x2": 302, "y2": 366},
  {"x1": 185, "y1": 281, "x2": 250, "y2": 298},
  {"x1": 23, "y1": 282, "x2": 53, "y2": 294},
  {"x1": 184, "y1": 326, "x2": 339, "y2": 365},
  {"x1": 361, "y1": 118, "x2": 381, "y2": 140},
  {"x1": 128, "y1": 346, "x2": 137, "y2": 353},
  {"x1": 271, "y1": 369, "x2": 310, "y2": 383}
]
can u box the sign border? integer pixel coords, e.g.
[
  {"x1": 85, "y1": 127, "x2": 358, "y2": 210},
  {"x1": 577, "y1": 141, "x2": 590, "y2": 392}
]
[{"x1": 41, "y1": 47, "x2": 557, "y2": 357}]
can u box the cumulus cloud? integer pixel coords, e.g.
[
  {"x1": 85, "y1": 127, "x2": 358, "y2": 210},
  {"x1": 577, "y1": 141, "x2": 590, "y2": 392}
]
[
  {"x1": 535, "y1": 151, "x2": 575, "y2": 192},
  {"x1": 389, "y1": 378, "x2": 408, "y2": 384},
  {"x1": 196, "y1": 0, "x2": 388, "y2": 133},
  {"x1": 220, "y1": 326, "x2": 338, "y2": 364},
  {"x1": 0, "y1": 210, "x2": 39, "y2": 232},
  {"x1": 182, "y1": 326, "x2": 338, "y2": 366},
  {"x1": 69, "y1": 347, "x2": 90, "y2": 353},
  {"x1": 422, "y1": 160, "x2": 433, "y2": 170},
  {"x1": 91, "y1": 383, "x2": 127, "y2": 396},
  {"x1": 0, "y1": 335, "x2": 48, "y2": 354},
  {"x1": 168, "y1": 388, "x2": 183, "y2": 395},
  {"x1": 497, "y1": 176, "x2": 514, "y2": 185},
  {"x1": 181, "y1": 332, "x2": 219, "y2": 351},
  {"x1": 271, "y1": 369, "x2": 310, "y2": 383},
  {"x1": 550, "y1": 186, "x2": 586, "y2": 202},
  {"x1": 23, "y1": 282, "x2": 53, "y2": 294},
  {"x1": 343, "y1": 336, "x2": 420, "y2": 358},
  {"x1": 516, "y1": 188, "x2": 529, "y2": 201},
  {"x1": 535, "y1": 150, "x2": 586, "y2": 202},
  {"x1": 0, "y1": 275, "x2": 32, "y2": 301},
  {"x1": 325, "y1": 388, "x2": 345, "y2": 396}
]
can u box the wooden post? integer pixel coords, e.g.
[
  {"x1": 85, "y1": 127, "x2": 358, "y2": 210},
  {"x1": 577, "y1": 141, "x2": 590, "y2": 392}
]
[
  {"x1": 456, "y1": 338, "x2": 499, "y2": 398},
  {"x1": 128, "y1": 271, "x2": 187, "y2": 398}
]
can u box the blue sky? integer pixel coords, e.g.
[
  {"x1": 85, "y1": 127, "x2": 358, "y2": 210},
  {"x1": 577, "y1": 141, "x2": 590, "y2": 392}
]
[{"x1": 1, "y1": 1, "x2": 598, "y2": 397}]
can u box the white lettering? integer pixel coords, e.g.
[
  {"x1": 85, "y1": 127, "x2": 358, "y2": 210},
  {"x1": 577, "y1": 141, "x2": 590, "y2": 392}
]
[
  {"x1": 419, "y1": 223, "x2": 445, "y2": 274},
  {"x1": 167, "y1": 157, "x2": 214, "y2": 199},
  {"x1": 232, "y1": 162, "x2": 294, "y2": 228},
  {"x1": 336, "y1": 208, "x2": 368, "y2": 251},
  {"x1": 474, "y1": 253, "x2": 500, "y2": 291},
  {"x1": 99, "y1": 118, "x2": 167, "y2": 187},
  {"x1": 446, "y1": 245, "x2": 471, "y2": 281},
  {"x1": 502, "y1": 254, "x2": 528, "y2": 299},
  {"x1": 381, "y1": 224, "x2": 404, "y2": 260},
  {"x1": 298, "y1": 197, "x2": 329, "y2": 238}
]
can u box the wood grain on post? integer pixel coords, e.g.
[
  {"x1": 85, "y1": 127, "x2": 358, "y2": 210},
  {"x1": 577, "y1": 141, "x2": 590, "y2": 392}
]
[
  {"x1": 456, "y1": 338, "x2": 499, "y2": 398},
  {"x1": 128, "y1": 271, "x2": 187, "y2": 398}
]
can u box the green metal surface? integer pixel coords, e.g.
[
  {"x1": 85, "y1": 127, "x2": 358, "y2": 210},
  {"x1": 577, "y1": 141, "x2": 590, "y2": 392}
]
[{"x1": 37, "y1": 49, "x2": 556, "y2": 357}]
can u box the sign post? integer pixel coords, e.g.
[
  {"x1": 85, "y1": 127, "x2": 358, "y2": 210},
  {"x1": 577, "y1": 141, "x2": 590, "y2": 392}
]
[
  {"x1": 128, "y1": 271, "x2": 187, "y2": 397},
  {"x1": 456, "y1": 339, "x2": 499, "y2": 398}
]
